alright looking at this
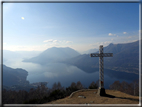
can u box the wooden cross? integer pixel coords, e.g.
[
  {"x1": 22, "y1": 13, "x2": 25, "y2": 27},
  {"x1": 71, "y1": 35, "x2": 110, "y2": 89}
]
[{"x1": 90, "y1": 45, "x2": 113, "y2": 96}]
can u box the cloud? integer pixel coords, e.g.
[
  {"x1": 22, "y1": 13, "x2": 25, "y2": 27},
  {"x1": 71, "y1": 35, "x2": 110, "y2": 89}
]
[
  {"x1": 66, "y1": 41, "x2": 72, "y2": 43},
  {"x1": 43, "y1": 39, "x2": 72, "y2": 45},
  {"x1": 42, "y1": 39, "x2": 74, "y2": 49},
  {"x1": 104, "y1": 41, "x2": 111, "y2": 44},
  {"x1": 21, "y1": 17, "x2": 24, "y2": 20},
  {"x1": 123, "y1": 32, "x2": 127, "y2": 34},
  {"x1": 108, "y1": 33, "x2": 113, "y2": 36},
  {"x1": 43, "y1": 39, "x2": 53, "y2": 43},
  {"x1": 108, "y1": 33, "x2": 116, "y2": 36},
  {"x1": 128, "y1": 35, "x2": 138, "y2": 39},
  {"x1": 61, "y1": 40, "x2": 73, "y2": 44},
  {"x1": 132, "y1": 40, "x2": 138, "y2": 42},
  {"x1": 53, "y1": 40, "x2": 58, "y2": 43},
  {"x1": 43, "y1": 39, "x2": 59, "y2": 43}
]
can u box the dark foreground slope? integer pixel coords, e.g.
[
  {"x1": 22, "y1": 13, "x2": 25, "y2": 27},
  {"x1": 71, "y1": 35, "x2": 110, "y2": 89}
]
[{"x1": 45, "y1": 89, "x2": 139, "y2": 104}]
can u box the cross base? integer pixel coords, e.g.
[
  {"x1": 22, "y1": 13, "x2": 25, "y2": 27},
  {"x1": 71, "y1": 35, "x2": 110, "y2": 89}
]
[{"x1": 97, "y1": 87, "x2": 106, "y2": 96}]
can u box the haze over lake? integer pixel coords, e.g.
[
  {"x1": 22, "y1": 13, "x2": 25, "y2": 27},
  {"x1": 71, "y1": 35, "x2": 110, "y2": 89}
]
[{"x1": 3, "y1": 55, "x2": 135, "y2": 89}]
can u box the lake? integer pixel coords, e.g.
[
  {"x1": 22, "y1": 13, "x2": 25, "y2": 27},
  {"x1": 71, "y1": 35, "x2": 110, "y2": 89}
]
[{"x1": 3, "y1": 58, "x2": 138, "y2": 89}]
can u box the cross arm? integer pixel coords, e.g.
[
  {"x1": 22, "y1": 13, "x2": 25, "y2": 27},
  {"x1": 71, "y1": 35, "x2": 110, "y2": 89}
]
[{"x1": 90, "y1": 53, "x2": 113, "y2": 57}]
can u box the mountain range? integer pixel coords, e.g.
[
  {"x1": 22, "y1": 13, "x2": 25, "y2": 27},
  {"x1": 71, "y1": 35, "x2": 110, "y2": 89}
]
[
  {"x1": 63, "y1": 41, "x2": 139, "y2": 74},
  {"x1": 23, "y1": 47, "x2": 80, "y2": 64},
  {"x1": 3, "y1": 50, "x2": 41, "y2": 61},
  {"x1": 23, "y1": 40, "x2": 139, "y2": 74}
]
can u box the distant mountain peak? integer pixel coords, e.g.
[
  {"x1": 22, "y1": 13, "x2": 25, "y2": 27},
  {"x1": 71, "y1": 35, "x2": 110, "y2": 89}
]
[
  {"x1": 109, "y1": 43, "x2": 113, "y2": 45},
  {"x1": 23, "y1": 47, "x2": 80, "y2": 65}
]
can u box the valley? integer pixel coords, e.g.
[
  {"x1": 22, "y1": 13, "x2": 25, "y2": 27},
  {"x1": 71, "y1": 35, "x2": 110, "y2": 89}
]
[{"x1": 3, "y1": 41, "x2": 139, "y2": 90}]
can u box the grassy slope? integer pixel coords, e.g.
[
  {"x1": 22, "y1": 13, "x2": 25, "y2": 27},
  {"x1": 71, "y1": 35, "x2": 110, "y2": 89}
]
[{"x1": 45, "y1": 89, "x2": 139, "y2": 104}]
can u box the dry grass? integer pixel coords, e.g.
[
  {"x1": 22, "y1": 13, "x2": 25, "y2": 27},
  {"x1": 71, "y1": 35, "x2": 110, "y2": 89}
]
[{"x1": 45, "y1": 89, "x2": 139, "y2": 104}]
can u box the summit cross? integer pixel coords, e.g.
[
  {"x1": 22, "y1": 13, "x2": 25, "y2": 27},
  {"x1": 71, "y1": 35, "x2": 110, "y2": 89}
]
[{"x1": 90, "y1": 45, "x2": 113, "y2": 96}]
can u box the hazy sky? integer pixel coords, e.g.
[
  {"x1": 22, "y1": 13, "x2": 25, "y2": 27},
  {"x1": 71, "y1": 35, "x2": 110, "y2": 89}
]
[{"x1": 3, "y1": 3, "x2": 139, "y2": 52}]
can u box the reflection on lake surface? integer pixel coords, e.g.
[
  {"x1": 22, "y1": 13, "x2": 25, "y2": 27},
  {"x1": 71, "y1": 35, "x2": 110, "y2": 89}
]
[{"x1": 3, "y1": 58, "x2": 138, "y2": 89}]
